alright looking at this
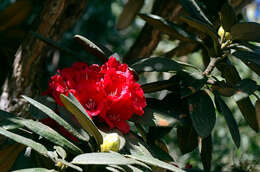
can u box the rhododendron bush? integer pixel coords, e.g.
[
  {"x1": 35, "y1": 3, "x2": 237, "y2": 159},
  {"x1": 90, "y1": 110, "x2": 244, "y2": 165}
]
[
  {"x1": 0, "y1": 0, "x2": 260, "y2": 172},
  {"x1": 46, "y1": 57, "x2": 146, "y2": 133}
]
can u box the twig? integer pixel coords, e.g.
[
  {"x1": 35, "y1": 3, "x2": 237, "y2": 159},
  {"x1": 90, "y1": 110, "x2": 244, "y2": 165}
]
[{"x1": 203, "y1": 56, "x2": 224, "y2": 76}]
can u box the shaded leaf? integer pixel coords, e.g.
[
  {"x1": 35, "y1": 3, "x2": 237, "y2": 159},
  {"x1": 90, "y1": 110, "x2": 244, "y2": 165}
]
[
  {"x1": 127, "y1": 154, "x2": 185, "y2": 172},
  {"x1": 231, "y1": 22, "x2": 260, "y2": 42},
  {"x1": 0, "y1": 143, "x2": 25, "y2": 172},
  {"x1": 117, "y1": 0, "x2": 144, "y2": 30},
  {"x1": 220, "y1": 2, "x2": 236, "y2": 31},
  {"x1": 141, "y1": 78, "x2": 178, "y2": 93},
  {"x1": 72, "y1": 152, "x2": 137, "y2": 165},
  {"x1": 232, "y1": 50, "x2": 260, "y2": 66},
  {"x1": 179, "y1": 15, "x2": 219, "y2": 54},
  {"x1": 60, "y1": 93, "x2": 103, "y2": 145},
  {"x1": 74, "y1": 35, "x2": 107, "y2": 61},
  {"x1": 177, "y1": 125, "x2": 198, "y2": 154},
  {"x1": 214, "y1": 94, "x2": 240, "y2": 147},
  {"x1": 7, "y1": 118, "x2": 83, "y2": 155},
  {"x1": 255, "y1": 99, "x2": 260, "y2": 130},
  {"x1": 131, "y1": 57, "x2": 182, "y2": 73},
  {"x1": 235, "y1": 79, "x2": 258, "y2": 95},
  {"x1": 200, "y1": 135, "x2": 212, "y2": 172},
  {"x1": 138, "y1": 13, "x2": 197, "y2": 42},
  {"x1": 22, "y1": 95, "x2": 89, "y2": 142},
  {"x1": 188, "y1": 91, "x2": 216, "y2": 138},
  {"x1": 179, "y1": 0, "x2": 212, "y2": 25},
  {"x1": 0, "y1": 0, "x2": 33, "y2": 32},
  {"x1": 0, "y1": 127, "x2": 48, "y2": 157}
]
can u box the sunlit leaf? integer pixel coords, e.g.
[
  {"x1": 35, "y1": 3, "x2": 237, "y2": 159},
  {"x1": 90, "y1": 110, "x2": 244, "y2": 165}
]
[
  {"x1": 12, "y1": 168, "x2": 57, "y2": 172},
  {"x1": 60, "y1": 93, "x2": 103, "y2": 145},
  {"x1": 22, "y1": 95, "x2": 89, "y2": 142},
  {"x1": 0, "y1": 127, "x2": 48, "y2": 157}
]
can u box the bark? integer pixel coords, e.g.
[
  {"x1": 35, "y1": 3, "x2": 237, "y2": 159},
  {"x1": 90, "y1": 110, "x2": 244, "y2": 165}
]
[{"x1": 0, "y1": 0, "x2": 87, "y2": 115}]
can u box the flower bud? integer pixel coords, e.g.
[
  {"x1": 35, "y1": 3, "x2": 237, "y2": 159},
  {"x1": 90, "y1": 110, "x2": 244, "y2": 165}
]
[
  {"x1": 100, "y1": 133, "x2": 120, "y2": 152},
  {"x1": 218, "y1": 26, "x2": 231, "y2": 40}
]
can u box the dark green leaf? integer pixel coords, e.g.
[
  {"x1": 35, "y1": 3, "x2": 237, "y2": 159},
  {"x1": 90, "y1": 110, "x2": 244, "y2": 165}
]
[
  {"x1": 12, "y1": 168, "x2": 57, "y2": 172},
  {"x1": 235, "y1": 79, "x2": 258, "y2": 95},
  {"x1": 60, "y1": 93, "x2": 103, "y2": 145},
  {"x1": 214, "y1": 94, "x2": 240, "y2": 147},
  {"x1": 141, "y1": 78, "x2": 178, "y2": 93},
  {"x1": 255, "y1": 100, "x2": 260, "y2": 130},
  {"x1": 148, "y1": 127, "x2": 172, "y2": 141},
  {"x1": 127, "y1": 154, "x2": 185, "y2": 172},
  {"x1": 179, "y1": 0, "x2": 213, "y2": 25},
  {"x1": 232, "y1": 50, "x2": 260, "y2": 66},
  {"x1": 74, "y1": 35, "x2": 107, "y2": 62},
  {"x1": 177, "y1": 125, "x2": 198, "y2": 154},
  {"x1": 200, "y1": 135, "x2": 212, "y2": 172},
  {"x1": 220, "y1": 2, "x2": 236, "y2": 31},
  {"x1": 131, "y1": 57, "x2": 182, "y2": 73},
  {"x1": 188, "y1": 91, "x2": 216, "y2": 138},
  {"x1": 117, "y1": 0, "x2": 144, "y2": 30},
  {"x1": 8, "y1": 118, "x2": 83, "y2": 155},
  {"x1": 22, "y1": 95, "x2": 89, "y2": 142},
  {"x1": 0, "y1": 127, "x2": 48, "y2": 157},
  {"x1": 231, "y1": 22, "x2": 260, "y2": 42},
  {"x1": 72, "y1": 152, "x2": 137, "y2": 165},
  {"x1": 138, "y1": 13, "x2": 198, "y2": 42},
  {"x1": 179, "y1": 15, "x2": 219, "y2": 54}
]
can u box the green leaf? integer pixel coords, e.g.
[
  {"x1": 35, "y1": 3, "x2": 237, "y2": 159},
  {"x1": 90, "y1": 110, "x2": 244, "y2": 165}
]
[
  {"x1": 56, "y1": 159, "x2": 83, "y2": 172},
  {"x1": 12, "y1": 168, "x2": 57, "y2": 172},
  {"x1": 22, "y1": 95, "x2": 89, "y2": 142},
  {"x1": 235, "y1": 79, "x2": 258, "y2": 95},
  {"x1": 200, "y1": 135, "x2": 212, "y2": 172},
  {"x1": 179, "y1": 0, "x2": 213, "y2": 25},
  {"x1": 74, "y1": 35, "x2": 107, "y2": 62},
  {"x1": 179, "y1": 15, "x2": 219, "y2": 55},
  {"x1": 60, "y1": 93, "x2": 103, "y2": 146},
  {"x1": 188, "y1": 91, "x2": 216, "y2": 138},
  {"x1": 7, "y1": 118, "x2": 83, "y2": 155},
  {"x1": 141, "y1": 78, "x2": 178, "y2": 93},
  {"x1": 256, "y1": 100, "x2": 260, "y2": 130},
  {"x1": 0, "y1": 127, "x2": 48, "y2": 157},
  {"x1": 117, "y1": 0, "x2": 144, "y2": 30},
  {"x1": 126, "y1": 154, "x2": 185, "y2": 172},
  {"x1": 131, "y1": 57, "x2": 182, "y2": 73},
  {"x1": 177, "y1": 125, "x2": 198, "y2": 154},
  {"x1": 138, "y1": 13, "x2": 198, "y2": 42},
  {"x1": 72, "y1": 152, "x2": 137, "y2": 165},
  {"x1": 231, "y1": 22, "x2": 260, "y2": 42},
  {"x1": 214, "y1": 94, "x2": 240, "y2": 148},
  {"x1": 54, "y1": 146, "x2": 67, "y2": 160},
  {"x1": 232, "y1": 50, "x2": 260, "y2": 66},
  {"x1": 220, "y1": 2, "x2": 236, "y2": 31}
]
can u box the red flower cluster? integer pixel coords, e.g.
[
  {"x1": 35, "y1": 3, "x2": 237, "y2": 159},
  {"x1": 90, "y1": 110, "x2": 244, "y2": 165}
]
[{"x1": 46, "y1": 57, "x2": 146, "y2": 133}]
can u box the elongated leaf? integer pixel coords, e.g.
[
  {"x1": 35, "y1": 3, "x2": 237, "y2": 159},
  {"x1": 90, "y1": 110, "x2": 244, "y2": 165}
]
[
  {"x1": 141, "y1": 79, "x2": 178, "y2": 93},
  {"x1": 232, "y1": 50, "x2": 260, "y2": 66},
  {"x1": 127, "y1": 154, "x2": 185, "y2": 172},
  {"x1": 22, "y1": 95, "x2": 89, "y2": 142},
  {"x1": 220, "y1": 2, "x2": 236, "y2": 31},
  {"x1": 8, "y1": 118, "x2": 83, "y2": 155},
  {"x1": 72, "y1": 152, "x2": 137, "y2": 165},
  {"x1": 177, "y1": 125, "x2": 198, "y2": 154},
  {"x1": 0, "y1": 127, "x2": 48, "y2": 157},
  {"x1": 60, "y1": 93, "x2": 103, "y2": 145},
  {"x1": 74, "y1": 35, "x2": 107, "y2": 61},
  {"x1": 200, "y1": 135, "x2": 212, "y2": 172},
  {"x1": 179, "y1": 15, "x2": 219, "y2": 54},
  {"x1": 231, "y1": 22, "x2": 260, "y2": 42},
  {"x1": 0, "y1": 0, "x2": 33, "y2": 32},
  {"x1": 0, "y1": 143, "x2": 25, "y2": 172},
  {"x1": 56, "y1": 159, "x2": 82, "y2": 172},
  {"x1": 117, "y1": 0, "x2": 144, "y2": 30},
  {"x1": 256, "y1": 100, "x2": 260, "y2": 129},
  {"x1": 235, "y1": 79, "x2": 258, "y2": 95},
  {"x1": 215, "y1": 94, "x2": 240, "y2": 147},
  {"x1": 12, "y1": 168, "x2": 57, "y2": 172},
  {"x1": 179, "y1": 0, "x2": 212, "y2": 25},
  {"x1": 188, "y1": 91, "x2": 216, "y2": 138},
  {"x1": 131, "y1": 57, "x2": 182, "y2": 73},
  {"x1": 138, "y1": 13, "x2": 196, "y2": 42}
]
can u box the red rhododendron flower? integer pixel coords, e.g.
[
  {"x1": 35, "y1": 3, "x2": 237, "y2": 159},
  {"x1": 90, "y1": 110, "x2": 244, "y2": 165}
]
[{"x1": 45, "y1": 57, "x2": 146, "y2": 133}]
